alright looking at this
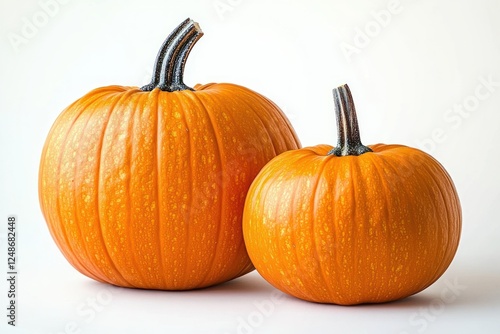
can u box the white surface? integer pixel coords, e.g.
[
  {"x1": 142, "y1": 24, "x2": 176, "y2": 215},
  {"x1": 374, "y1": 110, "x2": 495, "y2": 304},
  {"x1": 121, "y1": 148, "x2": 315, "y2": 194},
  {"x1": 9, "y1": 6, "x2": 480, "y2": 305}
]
[{"x1": 1, "y1": 0, "x2": 500, "y2": 333}]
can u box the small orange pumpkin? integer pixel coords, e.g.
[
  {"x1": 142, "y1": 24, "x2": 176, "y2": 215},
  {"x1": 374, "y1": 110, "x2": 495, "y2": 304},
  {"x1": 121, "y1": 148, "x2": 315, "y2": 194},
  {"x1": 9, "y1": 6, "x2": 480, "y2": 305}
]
[
  {"x1": 243, "y1": 84, "x2": 461, "y2": 304},
  {"x1": 39, "y1": 18, "x2": 300, "y2": 290}
]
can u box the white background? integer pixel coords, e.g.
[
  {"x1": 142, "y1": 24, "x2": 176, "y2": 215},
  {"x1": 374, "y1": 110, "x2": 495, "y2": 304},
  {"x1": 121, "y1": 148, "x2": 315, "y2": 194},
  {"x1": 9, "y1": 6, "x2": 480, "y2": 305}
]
[{"x1": 1, "y1": 0, "x2": 500, "y2": 333}]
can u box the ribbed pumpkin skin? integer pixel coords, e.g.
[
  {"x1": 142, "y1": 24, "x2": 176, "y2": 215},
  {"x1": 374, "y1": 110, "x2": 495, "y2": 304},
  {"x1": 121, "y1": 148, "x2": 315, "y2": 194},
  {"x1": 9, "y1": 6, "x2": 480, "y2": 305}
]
[
  {"x1": 39, "y1": 83, "x2": 300, "y2": 290},
  {"x1": 243, "y1": 144, "x2": 461, "y2": 305}
]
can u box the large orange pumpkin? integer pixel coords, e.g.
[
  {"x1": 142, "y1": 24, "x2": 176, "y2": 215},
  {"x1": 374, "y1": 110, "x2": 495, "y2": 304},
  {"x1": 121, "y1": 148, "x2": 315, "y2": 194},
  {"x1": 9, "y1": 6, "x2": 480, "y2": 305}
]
[
  {"x1": 39, "y1": 18, "x2": 300, "y2": 290},
  {"x1": 243, "y1": 84, "x2": 461, "y2": 304}
]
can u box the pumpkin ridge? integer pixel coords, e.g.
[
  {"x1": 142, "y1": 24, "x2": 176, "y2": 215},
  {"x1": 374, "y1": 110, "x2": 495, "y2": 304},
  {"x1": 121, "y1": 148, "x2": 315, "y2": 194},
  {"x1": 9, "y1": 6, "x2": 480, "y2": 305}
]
[
  {"x1": 277, "y1": 153, "x2": 315, "y2": 299},
  {"x1": 150, "y1": 89, "x2": 168, "y2": 288},
  {"x1": 346, "y1": 157, "x2": 361, "y2": 301},
  {"x1": 71, "y1": 97, "x2": 117, "y2": 283},
  {"x1": 368, "y1": 150, "x2": 418, "y2": 298},
  {"x1": 200, "y1": 90, "x2": 281, "y2": 282},
  {"x1": 363, "y1": 153, "x2": 396, "y2": 300},
  {"x1": 127, "y1": 92, "x2": 154, "y2": 287},
  {"x1": 372, "y1": 150, "x2": 438, "y2": 297},
  {"x1": 40, "y1": 90, "x2": 105, "y2": 267},
  {"x1": 95, "y1": 91, "x2": 143, "y2": 287},
  {"x1": 433, "y1": 178, "x2": 456, "y2": 288},
  {"x1": 413, "y1": 156, "x2": 450, "y2": 291},
  {"x1": 155, "y1": 91, "x2": 184, "y2": 288},
  {"x1": 310, "y1": 157, "x2": 337, "y2": 301},
  {"x1": 56, "y1": 94, "x2": 124, "y2": 282},
  {"x1": 52, "y1": 97, "x2": 104, "y2": 283},
  {"x1": 237, "y1": 90, "x2": 279, "y2": 156},
  {"x1": 253, "y1": 91, "x2": 301, "y2": 150},
  {"x1": 186, "y1": 91, "x2": 226, "y2": 287},
  {"x1": 173, "y1": 91, "x2": 196, "y2": 287},
  {"x1": 207, "y1": 84, "x2": 299, "y2": 152},
  {"x1": 284, "y1": 157, "x2": 304, "y2": 299},
  {"x1": 331, "y1": 156, "x2": 357, "y2": 302},
  {"x1": 360, "y1": 156, "x2": 401, "y2": 303},
  {"x1": 269, "y1": 163, "x2": 296, "y2": 297},
  {"x1": 250, "y1": 88, "x2": 300, "y2": 151},
  {"x1": 95, "y1": 90, "x2": 140, "y2": 288},
  {"x1": 418, "y1": 155, "x2": 460, "y2": 289},
  {"x1": 325, "y1": 157, "x2": 344, "y2": 300},
  {"x1": 436, "y1": 158, "x2": 462, "y2": 241}
]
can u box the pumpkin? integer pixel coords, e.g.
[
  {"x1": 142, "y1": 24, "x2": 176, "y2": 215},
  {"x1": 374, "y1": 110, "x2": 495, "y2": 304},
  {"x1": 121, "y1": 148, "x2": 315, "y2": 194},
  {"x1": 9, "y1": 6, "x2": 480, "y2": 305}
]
[
  {"x1": 39, "y1": 18, "x2": 300, "y2": 290},
  {"x1": 242, "y1": 84, "x2": 461, "y2": 305}
]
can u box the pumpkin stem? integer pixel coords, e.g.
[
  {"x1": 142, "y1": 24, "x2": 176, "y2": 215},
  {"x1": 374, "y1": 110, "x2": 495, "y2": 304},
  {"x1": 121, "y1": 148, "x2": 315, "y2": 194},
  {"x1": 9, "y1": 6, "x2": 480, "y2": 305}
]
[
  {"x1": 328, "y1": 84, "x2": 372, "y2": 157},
  {"x1": 141, "y1": 18, "x2": 203, "y2": 92},
  {"x1": 141, "y1": 18, "x2": 191, "y2": 91}
]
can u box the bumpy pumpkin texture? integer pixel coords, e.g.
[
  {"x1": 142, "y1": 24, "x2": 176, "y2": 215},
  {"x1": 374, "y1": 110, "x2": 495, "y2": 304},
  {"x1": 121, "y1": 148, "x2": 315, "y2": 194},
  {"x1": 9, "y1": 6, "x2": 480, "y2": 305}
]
[
  {"x1": 242, "y1": 84, "x2": 461, "y2": 305},
  {"x1": 39, "y1": 19, "x2": 300, "y2": 290}
]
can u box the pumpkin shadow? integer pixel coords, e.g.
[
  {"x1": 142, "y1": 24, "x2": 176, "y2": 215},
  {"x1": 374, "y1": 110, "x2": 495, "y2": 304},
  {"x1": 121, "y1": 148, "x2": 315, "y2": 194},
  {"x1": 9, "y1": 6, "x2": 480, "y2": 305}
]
[
  {"x1": 339, "y1": 270, "x2": 500, "y2": 310},
  {"x1": 357, "y1": 293, "x2": 438, "y2": 309},
  {"x1": 185, "y1": 272, "x2": 275, "y2": 296},
  {"x1": 273, "y1": 290, "x2": 438, "y2": 309},
  {"x1": 81, "y1": 269, "x2": 500, "y2": 310},
  {"x1": 82, "y1": 271, "x2": 274, "y2": 299}
]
